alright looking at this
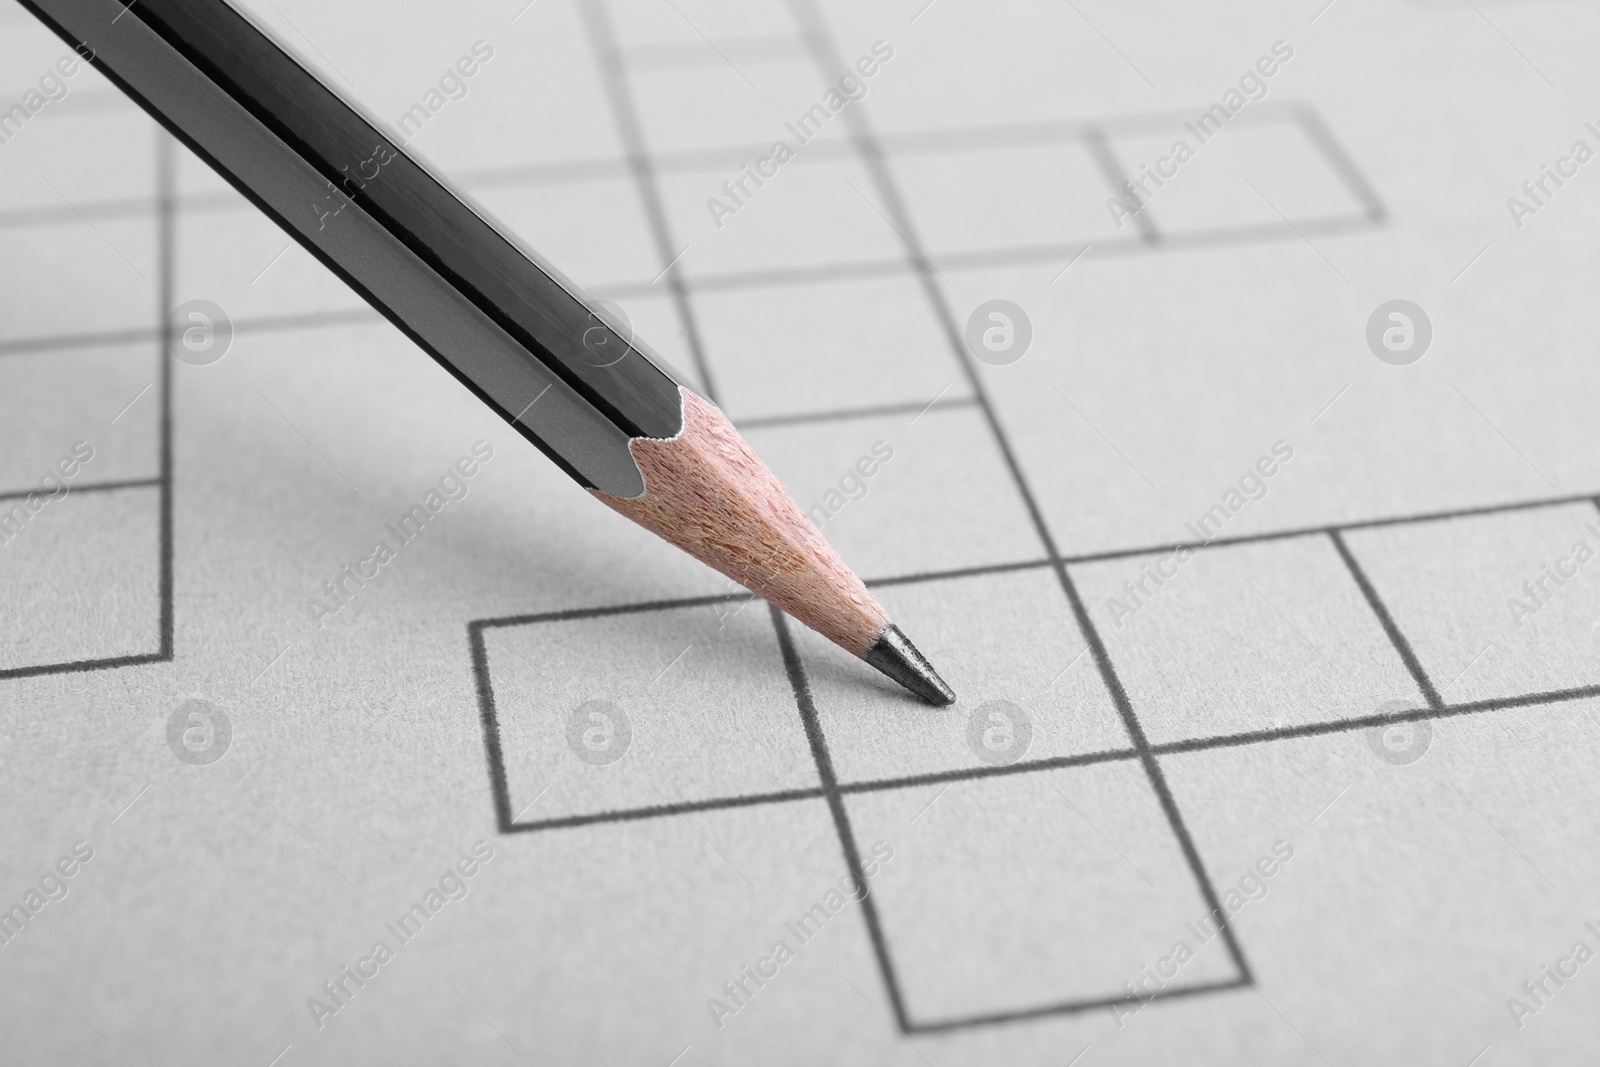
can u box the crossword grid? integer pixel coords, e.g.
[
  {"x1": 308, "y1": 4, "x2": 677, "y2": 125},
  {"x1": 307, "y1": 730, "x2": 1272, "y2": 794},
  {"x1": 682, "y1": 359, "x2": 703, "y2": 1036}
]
[
  {"x1": 466, "y1": 0, "x2": 1600, "y2": 1036},
  {"x1": 472, "y1": 499, "x2": 1600, "y2": 1031},
  {"x1": 475, "y1": 490, "x2": 1600, "y2": 819},
  {"x1": 3, "y1": 0, "x2": 1589, "y2": 1039}
]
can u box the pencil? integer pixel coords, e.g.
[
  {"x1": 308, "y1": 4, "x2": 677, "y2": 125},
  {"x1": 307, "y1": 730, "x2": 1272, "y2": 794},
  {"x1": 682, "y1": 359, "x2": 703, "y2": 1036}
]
[{"x1": 24, "y1": 0, "x2": 956, "y2": 704}]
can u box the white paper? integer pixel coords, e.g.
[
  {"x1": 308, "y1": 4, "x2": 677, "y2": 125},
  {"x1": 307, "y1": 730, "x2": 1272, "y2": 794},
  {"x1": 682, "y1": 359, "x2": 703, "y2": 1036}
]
[{"x1": 4, "y1": 0, "x2": 1600, "y2": 1063}]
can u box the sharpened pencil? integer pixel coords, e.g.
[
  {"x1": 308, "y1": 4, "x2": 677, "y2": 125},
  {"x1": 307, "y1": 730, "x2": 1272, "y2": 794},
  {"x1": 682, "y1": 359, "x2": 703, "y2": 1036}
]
[{"x1": 23, "y1": 0, "x2": 956, "y2": 704}]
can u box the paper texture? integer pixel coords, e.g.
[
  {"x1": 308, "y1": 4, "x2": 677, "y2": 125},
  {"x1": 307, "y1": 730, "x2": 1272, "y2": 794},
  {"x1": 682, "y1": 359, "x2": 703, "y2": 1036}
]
[{"x1": 4, "y1": 0, "x2": 1600, "y2": 1062}]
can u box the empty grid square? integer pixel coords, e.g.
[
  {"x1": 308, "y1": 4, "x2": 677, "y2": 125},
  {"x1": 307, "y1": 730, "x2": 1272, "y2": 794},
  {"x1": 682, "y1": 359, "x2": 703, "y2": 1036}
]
[
  {"x1": 0, "y1": 217, "x2": 157, "y2": 339},
  {"x1": 887, "y1": 138, "x2": 1126, "y2": 256},
  {"x1": 1108, "y1": 114, "x2": 1367, "y2": 238},
  {"x1": 743, "y1": 404, "x2": 1042, "y2": 579},
  {"x1": 483, "y1": 601, "x2": 819, "y2": 825},
  {"x1": 796, "y1": 567, "x2": 1129, "y2": 785},
  {"x1": 1211, "y1": 117, "x2": 1368, "y2": 223},
  {"x1": 0, "y1": 487, "x2": 161, "y2": 671},
  {"x1": 694, "y1": 272, "x2": 968, "y2": 424},
  {"x1": 0, "y1": 343, "x2": 159, "y2": 492},
  {"x1": 1344, "y1": 503, "x2": 1600, "y2": 705},
  {"x1": 845, "y1": 761, "x2": 1239, "y2": 1023},
  {"x1": 658, "y1": 155, "x2": 907, "y2": 280},
  {"x1": 1073, "y1": 534, "x2": 1428, "y2": 745}
]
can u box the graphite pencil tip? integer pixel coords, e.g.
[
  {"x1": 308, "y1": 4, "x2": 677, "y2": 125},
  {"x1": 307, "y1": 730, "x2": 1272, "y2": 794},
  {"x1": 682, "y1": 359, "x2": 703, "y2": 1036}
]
[{"x1": 864, "y1": 625, "x2": 956, "y2": 706}]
